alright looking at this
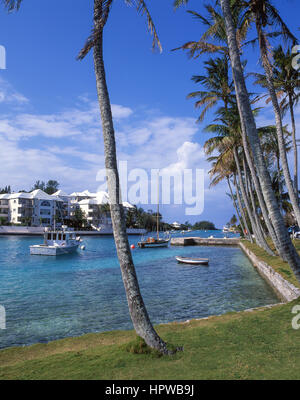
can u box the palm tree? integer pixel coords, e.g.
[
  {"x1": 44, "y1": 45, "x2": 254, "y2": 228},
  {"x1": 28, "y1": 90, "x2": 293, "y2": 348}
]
[
  {"x1": 173, "y1": 1, "x2": 249, "y2": 58},
  {"x1": 77, "y1": 0, "x2": 172, "y2": 354},
  {"x1": 219, "y1": 0, "x2": 300, "y2": 277},
  {"x1": 174, "y1": 0, "x2": 281, "y2": 253},
  {"x1": 241, "y1": 0, "x2": 300, "y2": 226},
  {"x1": 204, "y1": 109, "x2": 273, "y2": 253},
  {"x1": 258, "y1": 124, "x2": 292, "y2": 212},
  {"x1": 187, "y1": 56, "x2": 235, "y2": 122},
  {"x1": 253, "y1": 45, "x2": 300, "y2": 198},
  {"x1": 208, "y1": 153, "x2": 252, "y2": 240},
  {"x1": 4, "y1": 0, "x2": 171, "y2": 354}
]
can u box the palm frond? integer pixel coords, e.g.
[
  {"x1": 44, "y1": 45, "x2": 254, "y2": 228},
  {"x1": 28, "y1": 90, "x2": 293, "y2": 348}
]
[
  {"x1": 135, "y1": 0, "x2": 162, "y2": 53},
  {"x1": 173, "y1": 0, "x2": 189, "y2": 9},
  {"x1": 77, "y1": 0, "x2": 114, "y2": 60},
  {"x1": 1, "y1": 0, "x2": 22, "y2": 11}
]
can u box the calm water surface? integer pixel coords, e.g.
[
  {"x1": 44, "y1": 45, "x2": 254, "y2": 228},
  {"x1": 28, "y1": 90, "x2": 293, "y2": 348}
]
[{"x1": 0, "y1": 231, "x2": 278, "y2": 349}]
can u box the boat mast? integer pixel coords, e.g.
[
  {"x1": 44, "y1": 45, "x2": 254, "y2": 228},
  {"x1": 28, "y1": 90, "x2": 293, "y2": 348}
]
[{"x1": 157, "y1": 171, "x2": 159, "y2": 240}]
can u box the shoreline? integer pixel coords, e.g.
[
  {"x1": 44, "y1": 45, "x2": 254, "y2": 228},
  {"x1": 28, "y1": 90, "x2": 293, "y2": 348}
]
[
  {"x1": 0, "y1": 226, "x2": 146, "y2": 236},
  {"x1": 1, "y1": 239, "x2": 299, "y2": 352}
]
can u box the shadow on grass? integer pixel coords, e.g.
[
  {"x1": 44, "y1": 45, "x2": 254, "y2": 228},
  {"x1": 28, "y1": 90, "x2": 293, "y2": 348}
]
[{"x1": 122, "y1": 336, "x2": 183, "y2": 358}]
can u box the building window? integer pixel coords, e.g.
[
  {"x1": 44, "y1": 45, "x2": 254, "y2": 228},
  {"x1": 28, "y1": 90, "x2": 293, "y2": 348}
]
[{"x1": 41, "y1": 201, "x2": 51, "y2": 207}]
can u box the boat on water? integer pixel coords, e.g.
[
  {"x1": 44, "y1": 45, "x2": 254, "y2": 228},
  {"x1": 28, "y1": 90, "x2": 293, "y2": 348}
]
[
  {"x1": 138, "y1": 172, "x2": 170, "y2": 249},
  {"x1": 30, "y1": 227, "x2": 80, "y2": 256},
  {"x1": 138, "y1": 236, "x2": 169, "y2": 248},
  {"x1": 176, "y1": 256, "x2": 209, "y2": 265}
]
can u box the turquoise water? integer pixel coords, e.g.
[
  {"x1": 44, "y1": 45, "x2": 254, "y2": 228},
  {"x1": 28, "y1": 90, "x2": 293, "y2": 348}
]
[{"x1": 0, "y1": 231, "x2": 278, "y2": 349}]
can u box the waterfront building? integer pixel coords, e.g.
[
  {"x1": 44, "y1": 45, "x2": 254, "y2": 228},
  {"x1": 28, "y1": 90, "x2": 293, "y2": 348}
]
[{"x1": 0, "y1": 189, "x2": 63, "y2": 227}]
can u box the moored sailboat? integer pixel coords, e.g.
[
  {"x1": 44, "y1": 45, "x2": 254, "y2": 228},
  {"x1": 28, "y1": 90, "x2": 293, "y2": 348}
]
[{"x1": 138, "y1": 173, "x2": 169, "y2": 249}]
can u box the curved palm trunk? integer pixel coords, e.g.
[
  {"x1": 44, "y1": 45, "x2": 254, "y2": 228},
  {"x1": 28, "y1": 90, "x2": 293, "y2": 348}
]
[
  {"x1": 234, "y1": 147, "x2": 273, "y2": 253},
  {"x1": 255, "y1": 20, "x2": 300, "y2": 227},
  {"x1": 92, "y1": 7, "x2": 169, "y2": 354},
  {"x1": 244, "y1": 155, "x2": 274, "y2": 252},
  {"x1": 240, "y1": 121, "x2": 281, "y2": 254},
  {"x1": 234, "y1": 174, "x2": 253, "y2": 242},
  {"x1": 234, "y1": 147, "x2": 261, "y2": 243},
  {"x1": 227, "y1": 177, "x2": 246, "y2": 238},
  {"x1": 220, "y1": 0, "x2": 300, "y2": 278},
  {"x1": 288, "y1": 93, "x2": 299, "y2": 200}
]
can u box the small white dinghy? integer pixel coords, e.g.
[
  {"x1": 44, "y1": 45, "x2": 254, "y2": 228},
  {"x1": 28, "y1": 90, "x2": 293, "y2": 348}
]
[{"x1": 176, "y1": 256, "x2": 209, "y2": 265}]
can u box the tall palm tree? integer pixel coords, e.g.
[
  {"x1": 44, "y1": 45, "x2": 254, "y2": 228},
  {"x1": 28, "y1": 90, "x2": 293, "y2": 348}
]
[
  {"x1": 241, "y1": 0, "x2": 300, "y2": 226},
  {"x1": 77, "y1": 0, "x2": 171, "y2": 354},
  {"x1": 174, "y1": 0, "x2": 281, "y2": 254},
  {"x1": 219, "y1": 0, "x2": 300, "y2": 277},
  {"x1": 173, "y1": 1, "x2": 249, "y2": 58},
  {"x1": 258, "y1": 124, "x2": 292, "y2": 212},
  {"x1": 4, "y1": 0, "x2": 171, "y2": 354},
  {"x1": 208, "y1": 153, "x2": 252, "y2": 241},
  {"x1": 188, "y1": 56, "x2": 235, "y2": 122},
  {"x1": 253, "y1": 45, "x2": 300, "y2": 198},
  {"x1": 204, "y1": 109, "x2": 274, "y2": 254}
]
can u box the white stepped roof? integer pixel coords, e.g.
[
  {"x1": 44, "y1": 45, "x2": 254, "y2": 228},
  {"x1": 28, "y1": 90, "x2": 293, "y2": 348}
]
[
  {"x1": 2, "y1": 189, "x2": 63, "y2": 201},
  {"x1": 78, "y1": 198, "x2": 98, "y2": 205},
  {"x1": 123, "y1": 201, "x2": 135, "y2": 209},
  {"x1": 52, "y1": 190, "x2": 69, "y2": 197},
  {"x1": 8, "y1": 192, "x2": 32, "y2": 199},
  {"x1": 78, "y1": 192, "x2": 109, "y2": 206},
  {"x1": 31, "y1": 189, "x2": 63, "y2": 201},
  {"x1": 0, "y1": 193, "x2": 12, "y2": 199},
  {"x1": 96, "y1": 191, "x2": 109, "y2": 203}
]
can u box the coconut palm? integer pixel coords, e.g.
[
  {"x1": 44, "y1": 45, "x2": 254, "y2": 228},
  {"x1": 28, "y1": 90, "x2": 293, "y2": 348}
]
[
  {"x1": 173, "y1": 1, "x2": 249, "y2": 58},
  {"x1": 174, "y1": 0, "x2": 282, "y2": 254},
  {"x1": 240, "y1": 0, "x2": 300, "y2": 226},
  {"x1": 253, "y1": 45, "x2": 300, "y2": 198},
  {"x1": 208, "y1": 153, "x2": 252, "y2": 240},
  {"x1": 3, "y1": 0, "x2": 171, "y2": 354},
  {"x1": 188, "y1": 56, "x2": 235, "y2": 122},
  {"x1": 178, "y1": 0, "x2": 292, "y2": 258},
  {"x1": 219, "y1": 0, "x2": 300, "y2": 277},
  {"x1": 77, "y1": 0, "x2": 173, "y2": 354},
  {"x1": 204, "y1": 104, "x2": 274, "y2": 254}
]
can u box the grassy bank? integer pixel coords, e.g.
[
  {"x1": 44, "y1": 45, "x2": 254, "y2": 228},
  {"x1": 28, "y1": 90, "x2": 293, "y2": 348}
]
[
  {"x1": 0, "y1": 301, "x2": 300, "y2": 380},
  {"x1": 241, "y1": 239, "x2": 300, "y2": 288},
  {"x1": 0, "y1": 241, "x2": 300, "y2": 380}
]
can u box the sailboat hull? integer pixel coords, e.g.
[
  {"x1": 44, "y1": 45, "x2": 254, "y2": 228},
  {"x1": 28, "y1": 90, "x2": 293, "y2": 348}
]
[{"x1": 138, "y1": 239, "x2": 169, "y2": 248}]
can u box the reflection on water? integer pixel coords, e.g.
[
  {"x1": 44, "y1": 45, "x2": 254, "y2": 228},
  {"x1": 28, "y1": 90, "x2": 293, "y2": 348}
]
[{"x1": 0, "y1": 231, "x2": 278, "y2": 349}]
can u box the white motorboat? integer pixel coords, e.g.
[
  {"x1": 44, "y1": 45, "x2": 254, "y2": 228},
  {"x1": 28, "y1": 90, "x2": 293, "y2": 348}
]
[
  {"x1": 30, "y1": 228, "x2": 80, "y2": 256},
  {"x1": 176, "y1": 256, "x2": 209, "y2": 265}
]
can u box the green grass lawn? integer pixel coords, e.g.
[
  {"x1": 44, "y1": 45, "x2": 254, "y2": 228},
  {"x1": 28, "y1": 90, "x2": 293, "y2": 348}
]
[
  {"x1": 241, "y1": 239, "x2": 300, "y2": 288},
  {"x1": 0, "y1": 241, "x2": 300, "y2": 380}
]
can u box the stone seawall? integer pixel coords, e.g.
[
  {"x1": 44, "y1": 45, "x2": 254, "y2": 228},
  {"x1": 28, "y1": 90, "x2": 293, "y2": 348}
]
[
  {"x1": 171, "y1": 237, "x2": 240, "y2": 246},
  {"x1": 239, "y1": 242, "x2": 300, "y2": 302}
]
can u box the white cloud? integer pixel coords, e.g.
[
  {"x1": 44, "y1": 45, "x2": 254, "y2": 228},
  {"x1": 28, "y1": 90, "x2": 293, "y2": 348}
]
[
  {"x1": 111, "y1": 104, "x2": 133, "y2": 119},
  {"x1": 0, "y1": 78, "x2": 29, "y2": 105}
]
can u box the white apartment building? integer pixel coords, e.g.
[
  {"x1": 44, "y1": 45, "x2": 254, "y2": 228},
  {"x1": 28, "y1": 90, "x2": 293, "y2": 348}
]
[
  {"x1": 52, "y1": 189, "x2": 135, "y2": 229},
  {"x1": 0, "y1": 188, "x2": 135, "y2": 229},
  {"x1": 0, "y1": 189, "x2": 63, "y2": 227}
]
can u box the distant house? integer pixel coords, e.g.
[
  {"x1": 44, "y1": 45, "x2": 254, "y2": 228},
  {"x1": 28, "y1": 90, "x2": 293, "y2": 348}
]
[
  {"x1": 171, "y1": 221, "x2": 181, "y2": 230},
  {"x1": 0, "y1": 189, "x2": 63, "y2": 227},
  {"x1": 52, "y1": 189, "x2": 135, "y2": 229},
  {"x1": 0, "y1": 188, "x2": 135, "y2": 228}
]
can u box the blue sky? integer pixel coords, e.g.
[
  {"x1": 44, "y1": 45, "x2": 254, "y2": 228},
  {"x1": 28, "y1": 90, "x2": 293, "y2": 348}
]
[{"x1": 0, "y1": 0, "x2": 299, "y2": 227}]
